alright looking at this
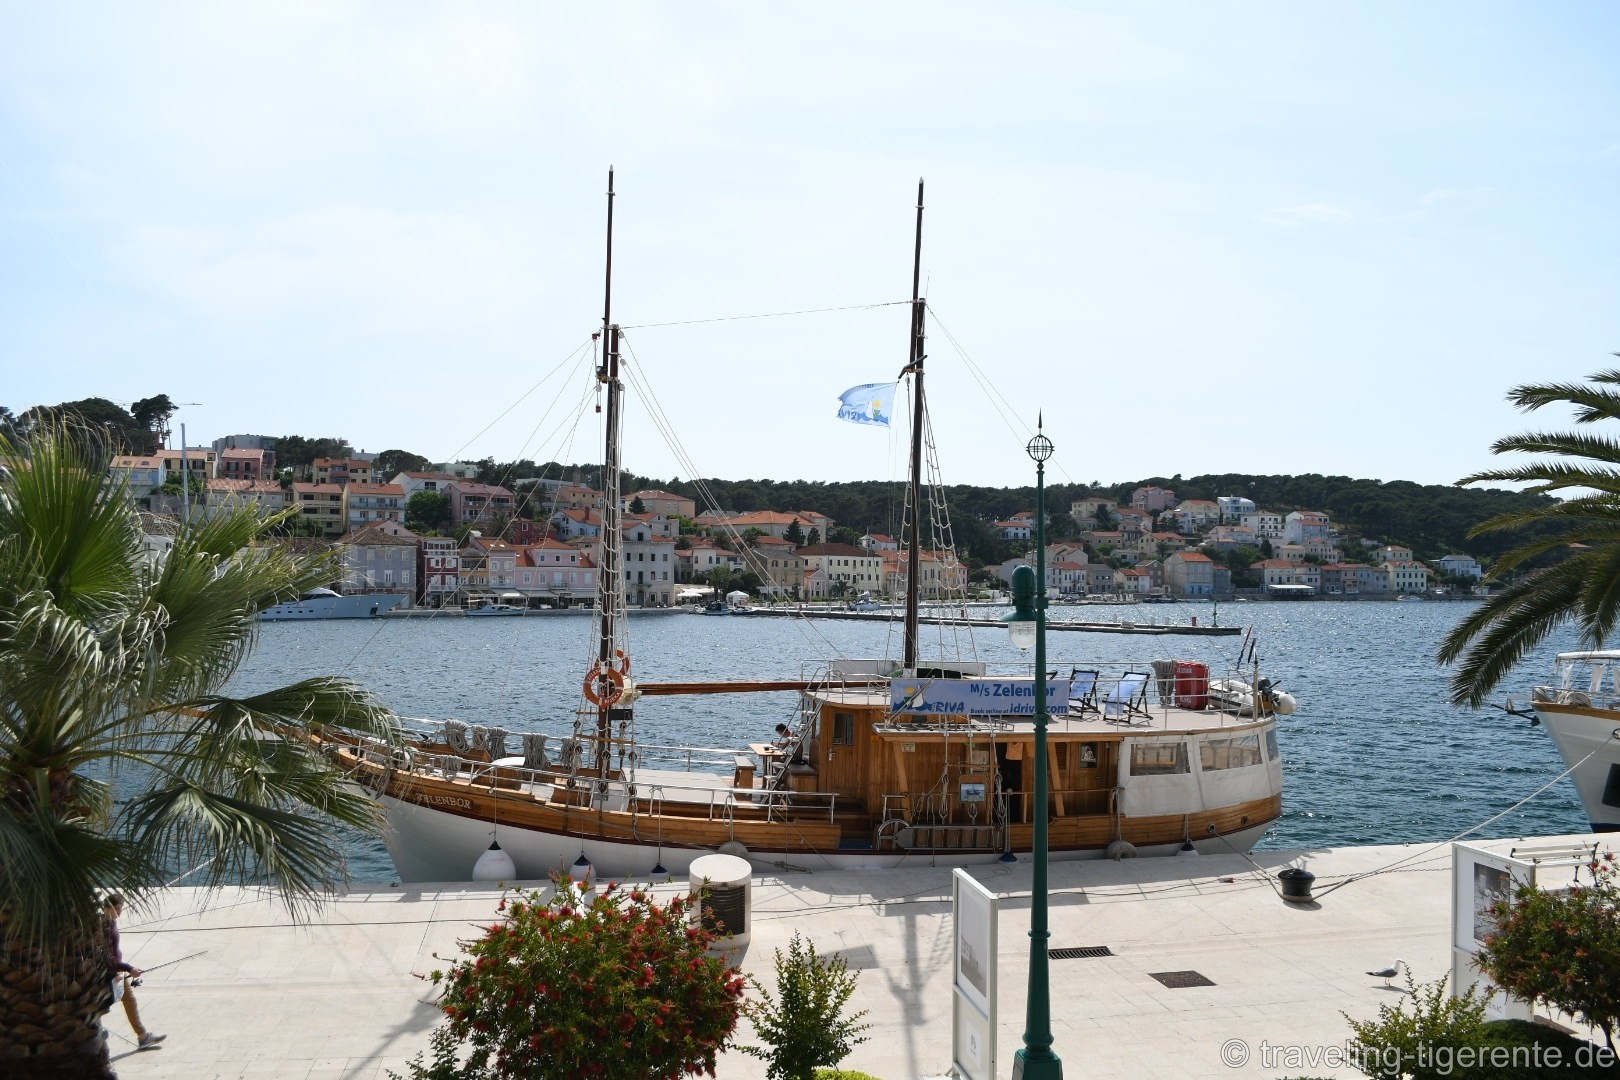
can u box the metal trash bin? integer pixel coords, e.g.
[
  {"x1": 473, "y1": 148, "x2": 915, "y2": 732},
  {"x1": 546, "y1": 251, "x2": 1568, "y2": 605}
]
[{"x1": 688, "y1": 853, "x2": 752, "y2": 946}]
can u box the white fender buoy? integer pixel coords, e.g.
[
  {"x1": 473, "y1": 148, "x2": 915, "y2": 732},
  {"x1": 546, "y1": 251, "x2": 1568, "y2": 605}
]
[
  {"x1": 1106, "y1": 839, "x2": 1138, "y2": 861},
  {"x1": 472, "y1": 840, "x2": 516, "y2": 882},
  {"x1": 1272, "y1": 692, "x2": 1298, "y2": 715}
]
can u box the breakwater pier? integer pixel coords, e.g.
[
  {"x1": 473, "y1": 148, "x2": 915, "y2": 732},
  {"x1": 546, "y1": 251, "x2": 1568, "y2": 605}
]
[{"x1": 735, "y1": 605, "x2": 1241, "y2": 636}]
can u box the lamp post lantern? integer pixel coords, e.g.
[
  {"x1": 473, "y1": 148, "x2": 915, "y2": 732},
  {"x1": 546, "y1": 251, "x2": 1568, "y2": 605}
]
[{"x1": 1002, "y1": 424, "x2": 1061, "y2": 1079}]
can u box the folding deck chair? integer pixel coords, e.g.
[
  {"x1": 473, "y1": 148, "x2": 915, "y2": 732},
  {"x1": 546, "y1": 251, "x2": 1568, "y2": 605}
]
[
  {"x1": 1067, "y1": 669, "x2": 1101, "y2": 716},
  {"x1": 1103, "y1": 671, "x2": 1152, "y2": 725}
]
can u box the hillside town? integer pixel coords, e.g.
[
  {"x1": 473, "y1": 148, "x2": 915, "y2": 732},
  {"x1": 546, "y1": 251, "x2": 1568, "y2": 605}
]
[{"x1": 111, "y1": 439, "x2": 1478, "y2": 610}]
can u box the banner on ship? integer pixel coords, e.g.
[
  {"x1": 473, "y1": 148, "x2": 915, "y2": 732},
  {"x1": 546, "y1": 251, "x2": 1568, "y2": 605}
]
[{"x1": 890, "y1": 677, "x2": 1070, "y2": 717}]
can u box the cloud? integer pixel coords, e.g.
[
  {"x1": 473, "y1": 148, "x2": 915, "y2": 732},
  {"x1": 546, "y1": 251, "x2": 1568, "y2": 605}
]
[
  {"x1": 1419, "y1": 187, "x2": 1492, "y2": 207},
  {"x1": 1261, "y1": 203, "x2": 1353, "y2": 227},
  {"x1": 109, "y1": 207, "x2": 549, "y2": 336}
]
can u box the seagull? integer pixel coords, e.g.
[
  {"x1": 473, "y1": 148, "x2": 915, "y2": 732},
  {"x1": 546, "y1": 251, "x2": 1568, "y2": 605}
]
[{"x1": 1367, "y1": 959, "x2": 1407, "y2": 988}]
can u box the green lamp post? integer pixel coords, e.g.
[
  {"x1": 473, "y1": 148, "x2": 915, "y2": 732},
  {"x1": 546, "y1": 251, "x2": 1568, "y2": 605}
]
[{"x1": 1002, "y1": 424, "x2": 1061, "y2": 1079}]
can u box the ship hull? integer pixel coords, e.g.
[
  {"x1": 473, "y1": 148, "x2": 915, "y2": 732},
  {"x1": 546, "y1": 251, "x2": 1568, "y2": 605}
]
[
  {"x1": 360, "y1": 763, "x2": 1281, "y2": 883},
  {"x1": 1532, "y1": 701, "x2": 1620, "y2": 831},
  {"x1": 374, "y1": 789, "x2": 1279, "y2": 882}
]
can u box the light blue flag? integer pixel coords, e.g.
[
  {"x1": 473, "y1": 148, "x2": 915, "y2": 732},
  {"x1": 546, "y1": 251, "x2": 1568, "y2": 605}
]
[{"x1": 836, "y1": 382, "x2": 898, "y2": 427}]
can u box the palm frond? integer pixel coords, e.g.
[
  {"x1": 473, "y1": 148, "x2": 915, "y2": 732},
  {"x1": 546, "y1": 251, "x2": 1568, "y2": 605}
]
[
  {"x1": 0, "y1": 798, "x2": 156, "y2": 945},
  {"x1": 165, "y1": 678, "x2": 399, "y2": 740},
  {"x1": 0, "y1": 423, "x2": 402, "y2": 954},
  {"x1": 1509, "y1": 371, "x2": 1620, "y2": 424},
  {"x1": 122, "y1": 783, "x2": 359, "y2": 915},
  {"x1": 1487, "y1": 431, "x2": 1620, "y2": 469},
  {"x1": 1579, "y1": 542, "x2": 1620, "y2": 646},
  {"x1": 1459, "y1": 460, "x2": 1620, "y2": 494},
  {"x1": 1440, "y1": 559, "x2": 1587, "y2": 706},
  {"x1": 0, "y1": 421, "x2": 144, "y2": 612}
]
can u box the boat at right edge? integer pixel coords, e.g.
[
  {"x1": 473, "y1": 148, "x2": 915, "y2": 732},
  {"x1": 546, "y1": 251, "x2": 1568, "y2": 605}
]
[{"x1": 1527, "y1": 650, "x2": 1620, "y2": 832}]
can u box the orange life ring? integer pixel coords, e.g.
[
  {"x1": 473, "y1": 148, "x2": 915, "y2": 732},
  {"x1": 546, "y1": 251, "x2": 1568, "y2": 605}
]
[
  {"x1": 583, "y1": 663, "x2": 627, "y2": 707},
  {"x1": 614, "y1": 649, "x2": 631, "y2": 676}
]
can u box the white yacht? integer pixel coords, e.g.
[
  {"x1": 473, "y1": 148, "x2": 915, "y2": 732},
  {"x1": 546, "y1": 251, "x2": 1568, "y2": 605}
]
[
  {"x1": 1528, "y1": 650, "x2": 1620, "y2": 832},
  {"x1": 258, "y1": 587, "x2": 406, "y2": 621}
]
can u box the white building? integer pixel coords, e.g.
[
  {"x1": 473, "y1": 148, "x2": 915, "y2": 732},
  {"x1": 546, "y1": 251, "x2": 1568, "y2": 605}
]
[
  {"x1": 1283, "y1": 511, "x2": 1331, "y2": 544},
  {"x1": 1436, "y1": 554, "x2": 1484, "y2": 581},
  {"x1": 1216, "y1": 496, "x2": 1255, "y2": 522},
  {"x1": 622, "y1": 519, "x2": 678, "y2": 606},
  {"x1": 1388, "y1": 562, "x2": 1432, "y2": 595},
  {"x1": 1241, "y1": 511, "x2": 1285, "y2": 541},
  {"x1": 797, "y1": 543, "x2": 884, "y2": 596}
]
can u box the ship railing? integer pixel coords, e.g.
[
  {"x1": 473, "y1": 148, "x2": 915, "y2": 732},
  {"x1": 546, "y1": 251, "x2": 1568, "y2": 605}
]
[
  {"x1": 1533, "y1": 684, "x2": 1620, "y2": 710},
  {"x1": 761, "y1": 788, "x2": 836, "y2": 825},
  {"x1": 392, "y1": 717, "x2": 740, "y2": 776},
  {"x1": 367, "y1": 733, "x2": 840, "y2": 824}
]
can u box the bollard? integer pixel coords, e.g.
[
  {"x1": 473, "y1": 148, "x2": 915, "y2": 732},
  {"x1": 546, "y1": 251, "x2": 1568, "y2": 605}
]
[{"x1": 1278, "y1": 867, "x2": 1315, "y2": 902}]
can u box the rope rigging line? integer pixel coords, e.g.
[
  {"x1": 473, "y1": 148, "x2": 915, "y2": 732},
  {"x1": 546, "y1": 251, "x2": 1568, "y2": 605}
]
[
  {"x1": 927, "y1": 306, "x2": 1084, "y2": 490},
  {"x1": 922, "y1": 403, "x2": 970, "y2": 654},
  {"x1": 346, "y1": 373, "x2": 601, "y2": 689},
  {"x1": 621, "y1": 299, "x2": 910, "y2": 330},
  {"x1": 339, "y1": 340, "x2": 601, "y2": 687},
  {"x1": 446, "y1": 338, "x2": 597, "y2": 465},
  {"x1": 1215, "y1": 740, "x2": 1611, "y2": 901},
  {"x1": 617, "y1": 335, "x2": 850, "y2": 662}
]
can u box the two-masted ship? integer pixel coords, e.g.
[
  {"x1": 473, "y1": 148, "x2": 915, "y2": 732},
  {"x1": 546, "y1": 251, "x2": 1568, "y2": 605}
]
[{"x1": 323, "y1": 177, "x2": 1293, "y2": 883}]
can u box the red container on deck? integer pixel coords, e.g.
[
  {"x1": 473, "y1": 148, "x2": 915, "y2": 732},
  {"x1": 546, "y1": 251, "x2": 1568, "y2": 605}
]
[{"x1": 1174, "y1": 660, "x2": 1210, "y2": 710}]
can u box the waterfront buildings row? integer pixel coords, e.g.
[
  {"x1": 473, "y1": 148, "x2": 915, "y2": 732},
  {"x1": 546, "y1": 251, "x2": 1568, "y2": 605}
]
[{"x1": 114, "y1": 445, "x2": 1475, "y2": 604}]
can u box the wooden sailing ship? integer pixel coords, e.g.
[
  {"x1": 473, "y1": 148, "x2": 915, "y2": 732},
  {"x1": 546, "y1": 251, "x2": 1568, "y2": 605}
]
[{"x1": 325, "y1": 176, "x2": 1291, "y2": 882}]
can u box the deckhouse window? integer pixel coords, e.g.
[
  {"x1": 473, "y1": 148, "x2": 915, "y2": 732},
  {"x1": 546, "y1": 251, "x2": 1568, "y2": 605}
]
[
  {"x1": 833, "y1": 712, "x2": 855, "y2": 745},
  {"x1": 1200, "y1": 735, "x2": 1263, "y2": 771},
  {"x1": 1129, "y1": 743, "x2": 1188, "y2": 776}
]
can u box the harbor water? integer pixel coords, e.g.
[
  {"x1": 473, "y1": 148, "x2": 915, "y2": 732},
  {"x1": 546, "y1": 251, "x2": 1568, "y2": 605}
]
[{"x1": 227, "y1": 601, "x2": 1587, "y2": 882}]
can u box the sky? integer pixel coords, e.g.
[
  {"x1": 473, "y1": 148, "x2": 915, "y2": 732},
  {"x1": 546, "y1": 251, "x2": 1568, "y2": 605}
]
[{"x1": 2, "y1": 3, "x2": 1617, "y2": 492}]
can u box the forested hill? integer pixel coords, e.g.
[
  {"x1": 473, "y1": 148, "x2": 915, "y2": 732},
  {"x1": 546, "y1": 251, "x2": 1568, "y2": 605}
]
[{"x1": 524, "y1": 461, "x2": 1555, "y2": 568}]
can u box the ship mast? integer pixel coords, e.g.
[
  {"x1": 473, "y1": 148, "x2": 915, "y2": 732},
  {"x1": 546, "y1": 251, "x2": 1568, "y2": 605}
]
[
  {"x1": 593, "y1": 168, "x2": 626, "y2": 782},
  {"x1": 902, "y1": 179, "x2": 925, "y2": 671}
]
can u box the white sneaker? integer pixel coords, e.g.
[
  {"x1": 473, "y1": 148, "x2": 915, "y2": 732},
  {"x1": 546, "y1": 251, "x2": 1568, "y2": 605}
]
[{"x1": 138, "y1": 1032, "x2": 166, "y2": 1049}]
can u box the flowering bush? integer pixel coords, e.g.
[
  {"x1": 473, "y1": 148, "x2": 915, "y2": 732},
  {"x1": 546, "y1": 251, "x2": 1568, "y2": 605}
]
[
  {"x1": 1475, "y1": 852, "x2": 1620, "y2": 1048},
  {"x1": 395, "y1": 879, "x2": 745, "y2": 1079}
]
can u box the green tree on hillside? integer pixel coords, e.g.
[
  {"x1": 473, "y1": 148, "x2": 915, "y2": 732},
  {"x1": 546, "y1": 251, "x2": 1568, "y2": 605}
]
[
  {"x1": 1440, "y1": 368, "x2": 1620, "y2": 706},
  {"x1": 22, "y1": 399, "x2": 147, "y2": 455},
  {"x1": 405, "y1": 491, "x2": 452, "y2": 534},
  {"x1": 276, "y1": 435, "x2": 352, "y2": 472},
  {"x1": 373, "y1": 449, "x2": 432, "y2": 480},
  {"x1": 129, "y1": 394, "x2": 176, "y2": 451}
]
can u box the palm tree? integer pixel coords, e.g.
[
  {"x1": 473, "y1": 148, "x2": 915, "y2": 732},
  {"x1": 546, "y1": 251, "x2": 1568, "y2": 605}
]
[
  {"x1": 0, "y1": 422, "x2": 399, "y2": 1079},
  {"x1": 706, "y1": 565, "x2": 734, "y2": 597},
  {"x1": 1438, "y1": 367, "x2": 1620, "y2": 707}
]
